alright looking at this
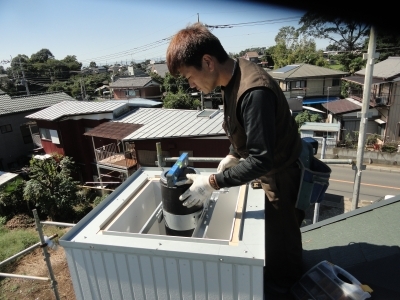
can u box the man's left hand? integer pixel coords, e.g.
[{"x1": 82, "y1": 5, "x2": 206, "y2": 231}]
[{"x1": 179, "y1": 174, "x2": 215, "y2": 208}]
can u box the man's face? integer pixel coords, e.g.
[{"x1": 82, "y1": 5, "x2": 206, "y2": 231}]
[{"x1": 178, "y1": 56, "x2": 217, "y2": 95}]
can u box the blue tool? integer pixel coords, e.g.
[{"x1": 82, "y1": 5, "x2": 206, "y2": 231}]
[{"x1": 166, "y1": 152, "x2": 189, "y2": 187}]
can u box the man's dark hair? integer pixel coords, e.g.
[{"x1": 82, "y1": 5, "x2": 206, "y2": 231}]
[{"x1": 166, "y1": 23, "x2": 229, "y2": 76}]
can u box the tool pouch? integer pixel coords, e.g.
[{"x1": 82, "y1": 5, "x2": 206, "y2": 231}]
[{"x1": 295, "y1": 139, "x2": 332, "y2": 211}]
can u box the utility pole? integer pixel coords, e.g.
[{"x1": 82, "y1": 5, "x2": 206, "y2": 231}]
[
  {"x1": 19, "y1": 57, "x2": 30, "y2": 96},
  {"x1": 351, "y1": 26, "x2": 378, "y2": 211},
  {"x1": 197, "y1": 13, "x2": 199, "y2": 22}
]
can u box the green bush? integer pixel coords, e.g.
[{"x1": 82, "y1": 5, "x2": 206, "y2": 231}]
[
  {"x1": 381, "y1": 143, "x2": 398, "y2": 153},
  {"x1": 0, "y1": 178, "x2": 30, "y2": 220}
]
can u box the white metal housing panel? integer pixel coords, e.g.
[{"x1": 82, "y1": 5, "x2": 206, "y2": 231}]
[
  {"x1": 164, "y1": 257, "x2": 181, "y2": 299},
  {"x1": 192, "y1": 260, "x2": 207, "y2": 300},
  {"x1": 127, "y1": 254, "x2": 145, "y2": 300},
  {"x1": 83, "y1": 250, "x2": 101, "y2": 300},
  {"x1": 64, "y1": 249, "x2": 84, "y2": 300},
  {"x1": 140, "y1": 255, "x2": 157, "y2": 300},
  {"x1": 179, "y1": 259, "x2": 194, "y2": 300},
  {"x1": 115, "y1": 253, "x2": 134, "y2": 299},
  {"x1": 92, "y1": 250, "x2": 112, "y2": 299},
  {"x1": 220, "y1": 263, "x2": 234, "y2": 300},
  {"x1": 73, "y1": 248, "x2": 94, "y2": 300},
  {"x1": 252, "y1": 267, "x2": 264, "y2": 300},
  {"x1": 152, "y1": 256, "x2": 169, "y2": 300},
  {"x1": 205, "y1": 261, "x2": 220, "y2": 300},
  {"x1": 103, "y1": 252, "x2": 123, "y2": 300},
  {"x1": 237, "y1": 265, "x2": 251, "y2": 300}
]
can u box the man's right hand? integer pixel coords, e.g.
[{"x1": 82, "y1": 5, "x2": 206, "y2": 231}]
[{"x1": 217, "y1": 155, "x2": 240, "y2": 173}]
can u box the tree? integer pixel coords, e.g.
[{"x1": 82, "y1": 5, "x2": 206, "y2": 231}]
[
  {"x1": 30, "y1": 48, "x2": 54, "y2": 63},
  {"x1": 299, "y1": 12, "x2": 369, "y2": 51},
  {"x1": 163, "y1": 73, "x2": 190, "y2": 93},
  {"x1": 163, "y1": 90, "x2": 200, "y2": 109},
  {"x1": 365, "y1": 31, "x2": 400, "y2": 62},
  {"x1": 89, "y1": 61, "x2": 97, "y2": 68},
  {"x1": 295, "y1": 110, "x2": 322, "y2": 130},
  {"x1": 299, "y1": 12, "x2": 370, "y2": 72},
  {"x1": 271, "y1": 26, "x2": 323, "y2": 68},
  {"x1": 0, "y1": 177, "x2": 28, "y2": 220},
  {"x1": 23, "y1": 155, "x2": 81, "y2": 221}
]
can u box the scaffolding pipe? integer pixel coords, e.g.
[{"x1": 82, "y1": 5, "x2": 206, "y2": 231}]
[
  {"x1": 0, "y1": 234, "x2": 58, "y2": 268},
  {"x1": 33, "y1": 209, "x2": 61, "y2": 300},
  {"x1": 0, "y1": 273, "x2": 50, "y2": 281},
  {"x1": 41, "y1": 221, "x2": 76, "y2": 227}
]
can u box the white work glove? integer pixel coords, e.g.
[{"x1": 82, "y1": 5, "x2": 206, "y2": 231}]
[
  {"x1": 217, "y1": 155, "x2": 240, "y2": 173},
  {"x1": 178, "y1": 174, "x2": 215, "y2": 208}
]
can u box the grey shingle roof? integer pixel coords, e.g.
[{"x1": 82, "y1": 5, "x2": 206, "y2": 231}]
[
  {"x1": 270, "y1": 64, "x2": 348, "y2": 80},
  {"x1": 356, "y1": 56, "x2": 400, "y2": 80},
  {"x1": 301, "y1": 196, "x2": 400, "y2": 299},
  {"x1": 109, "y1": 77, "x2": 157, "y2": 88},
  {"x1": 25, "y1": 100, "x2": 128, "y2": 121},
  {"x1": 149, "y1": 64, "x2": 169, "y2": 77},
  {"x1": 0, "y1": 92, "x2": 74, "y2": 116},
  {"x1": 117, "y1": 108, "x2": 225, "y2": 140}
]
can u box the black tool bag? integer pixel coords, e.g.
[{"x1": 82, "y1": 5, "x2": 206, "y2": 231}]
[{"x1": 295, "y1": 139, "x2": 332, "y2": 211}]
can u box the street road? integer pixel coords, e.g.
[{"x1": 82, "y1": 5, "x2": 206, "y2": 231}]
[{"x1": 327, "y1": 165, "x2": 400, "y2": 202}]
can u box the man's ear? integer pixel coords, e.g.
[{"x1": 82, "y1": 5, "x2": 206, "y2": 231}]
[{"x1": 202, "y1": 55, "x2": 215, "y2": 71}]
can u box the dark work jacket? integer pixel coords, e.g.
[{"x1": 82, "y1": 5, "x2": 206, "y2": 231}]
[{"x1": 221, "y1": 58, "x2": 302, "y2": 201}]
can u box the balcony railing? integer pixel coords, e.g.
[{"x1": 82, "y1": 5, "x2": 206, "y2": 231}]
[
  {"x1": 94, "y1": 143, "x2": 137, "y2": 170},
  {"x1": 348, "y1": 90, "x2": 391, "y2": 106},
  {"x1": 284, "y1": 86, "x2": 341, "y2": 98}
]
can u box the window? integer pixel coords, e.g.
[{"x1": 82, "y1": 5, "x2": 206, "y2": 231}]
[
  {"x1": 125, "y1": 90, "x2": 136, "y2": 97},
  {"x1": 39, "y1": 128, "x2": 51, "y2": 140},
  {"x1": 314, "y1": 131, "x2": 334, "y2": 138},
  {"x1": 332, "y1": 79, "x2": 340, "y2": 86},
  {"x1": 20, "y1": 124, "x2": 33, "y2": 144},
  {"x1": 290, "y1": 81, "x2": 306, "y2": 89},
  {"x1": 0, "y1": 124, "x2": 12, "y2": 134}
]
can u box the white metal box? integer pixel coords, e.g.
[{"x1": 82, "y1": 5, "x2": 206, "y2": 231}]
[{"x1": 60, "y1": 167, "x2": 265, "y2": 299}]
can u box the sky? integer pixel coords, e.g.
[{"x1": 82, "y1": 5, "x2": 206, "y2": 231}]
[{"x1": 0, "y1": 0, "x2": 330, "y2": 68}]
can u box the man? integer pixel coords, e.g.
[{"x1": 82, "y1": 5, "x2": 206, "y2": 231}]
[{"x1": 166, "y1": 23, "x2": 304, "y2": 297}]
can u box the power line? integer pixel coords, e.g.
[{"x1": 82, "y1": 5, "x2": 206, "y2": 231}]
[{"x1": 205, "y1": 16, "x2": 301, "y2": 28}]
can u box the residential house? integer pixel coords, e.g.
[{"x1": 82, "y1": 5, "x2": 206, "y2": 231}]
[
  {"x1": 269, "y1": 64, "x2": 348, "y2": 106},
  {"x1": 301, "y1": 195, "x2": 400, "y2": 299},
  {"x1": 299, "y1": 122, "x2": 340, "y2": 146},
  {"x1": 147, "y1": 63, "x2": 169, "y2": 78},
  {"x1": 341, "y1": 56, "x2": 400, "y2": 143},
  {"x1": 321, "y1": 97, "x2": 381, "y2": 142},
  {"x1": 25, "y1": 101, "x2": 132, "y2": 183},
  {"x1": 0, "y1": 92, "x2": 74, "y2": 171},
  {"x1": 243, "y1": 51, "x2": 260, "y2": 63},
  {"x1": 110, "y1": 77, "x2": 162, "y2": 100},
  {"x1": 84, "y1": 107, "x2": 230, "y2": 186}
]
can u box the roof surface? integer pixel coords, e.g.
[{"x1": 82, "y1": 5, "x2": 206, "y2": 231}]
[
  {"x1": 109, "y1": 77, "x2": 156, "y2": 88},
  {"x1": 0, "y1": 92, "x2": 74, "y2": 116},
  {"x1": 321, "y1": 98, "x2": 362, "y2": 114},
  {"x1": 113, "y1": 98, "x2": 163, "y2": 108},
  {"x1": 270, "y1": 64, "x2": 348, "y2": 80},
  {"x1": 356, "y1": 56, "x2": 400, "y2": 79},
  {"x1": 149, "y1": 64, "x2": 169, "y2": 77},
  {"x1": 25, "y1": 100, "x2": 127, "y2": 121},
  {"x1": 116, "y1": 108, "x2": 225, "y2": 140},
  {"x1": 301, "y1": 195, "x2": 400, "y2": 299},
  {"x1": 342, "y1": 75, "x2": 387, "y2": 85},
  {"x1": 300, "y1": 122, "x2": 340, "y2": 132},
  {"x1": 84, "y1": 122, "x2": 143, "y2": 140}
]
